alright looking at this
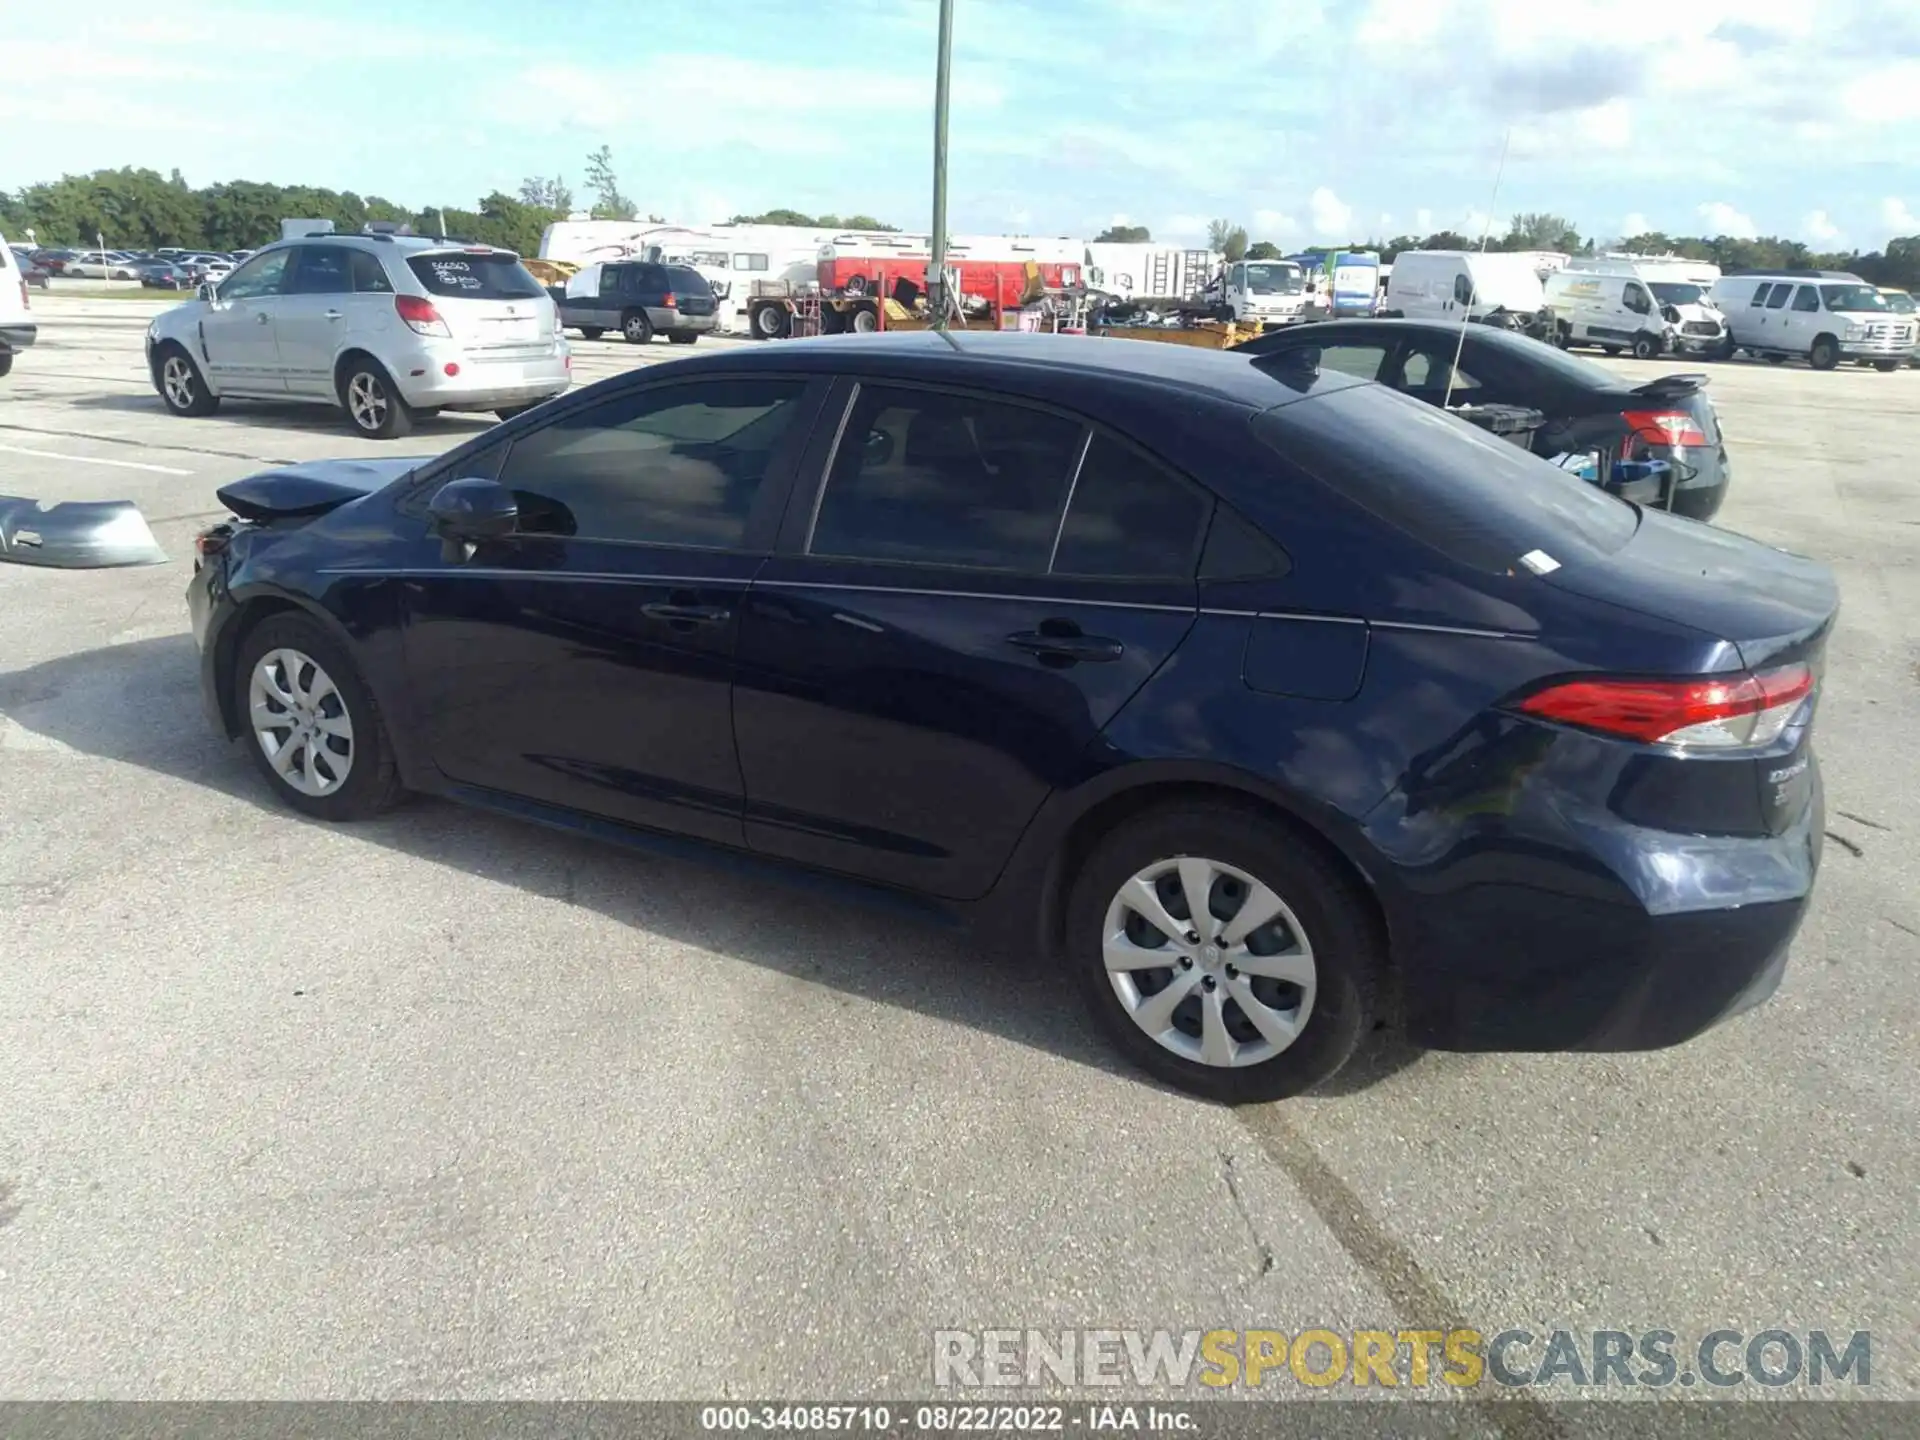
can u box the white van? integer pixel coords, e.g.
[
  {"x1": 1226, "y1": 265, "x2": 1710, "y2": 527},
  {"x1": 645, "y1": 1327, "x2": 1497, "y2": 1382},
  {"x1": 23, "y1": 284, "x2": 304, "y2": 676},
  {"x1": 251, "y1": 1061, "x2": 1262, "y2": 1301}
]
[
  {"x1": 1382, "y1": 250, "x2": 1546, "y2": 330},
  {"x1": 1715, "y1": 271, "x2": 1918, "y2": 371},
  {"x1": 0, "y1": 234, "x2": 36, "y2": 378},
  {"x1": 1545, "y1": 267, "x2": 1729, "y2": 358}
]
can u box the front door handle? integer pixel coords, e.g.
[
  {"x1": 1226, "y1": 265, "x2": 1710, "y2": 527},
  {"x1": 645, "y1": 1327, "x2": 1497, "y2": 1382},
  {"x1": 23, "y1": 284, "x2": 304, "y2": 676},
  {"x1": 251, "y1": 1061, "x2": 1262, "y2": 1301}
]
[
  {"x1": 254, "y1": 311, "x2": 271, "y2": 325},
  {"x1": 324, "y1": 309, "x2": 343, "y2": 321},
  {"x1": 642, "y1": 601, "x2": 732, "y2": 626},
  {"x1": 1007, "y1": 624, "x2": 1123, "y2": 664}
]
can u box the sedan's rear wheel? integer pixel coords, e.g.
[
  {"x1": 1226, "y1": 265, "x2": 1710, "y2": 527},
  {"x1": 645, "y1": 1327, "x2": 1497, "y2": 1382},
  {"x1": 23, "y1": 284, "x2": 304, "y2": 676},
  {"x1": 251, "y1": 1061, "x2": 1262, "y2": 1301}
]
[
  {"x1": 235, "y1": 614, "x2": 403, "y2": 821},
  {"x1": 1068, "y1": 804, "x2": 1382, "y2": 1102}
]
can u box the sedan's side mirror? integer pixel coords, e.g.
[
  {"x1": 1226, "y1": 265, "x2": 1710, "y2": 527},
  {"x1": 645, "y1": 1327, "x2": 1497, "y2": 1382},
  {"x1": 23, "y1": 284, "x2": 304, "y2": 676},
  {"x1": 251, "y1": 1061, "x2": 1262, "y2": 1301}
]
[{"x1": 428, "y1": 478, "x2": 518, "y2": 541}]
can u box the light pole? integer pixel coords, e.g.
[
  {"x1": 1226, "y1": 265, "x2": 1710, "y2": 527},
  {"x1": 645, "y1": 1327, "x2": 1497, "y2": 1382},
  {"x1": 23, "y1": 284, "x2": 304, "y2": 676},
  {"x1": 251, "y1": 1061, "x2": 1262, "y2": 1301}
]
[{"x1": 929, "y1": 0, "x2": 954, "y2": 329}]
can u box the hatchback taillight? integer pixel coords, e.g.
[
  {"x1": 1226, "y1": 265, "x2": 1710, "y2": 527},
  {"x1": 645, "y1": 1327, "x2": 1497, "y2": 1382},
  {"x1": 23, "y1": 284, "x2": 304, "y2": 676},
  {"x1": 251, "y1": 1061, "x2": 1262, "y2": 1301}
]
[
  {"x1": 1515, "y1": 664, "x2": 1814, "y2": 750},
  {"x1": 1622, "y1": 408, "x2": 1708, "y2": 451},
  {"x1": 395, "y1": 293, "x2": 450, "y2": 337}
]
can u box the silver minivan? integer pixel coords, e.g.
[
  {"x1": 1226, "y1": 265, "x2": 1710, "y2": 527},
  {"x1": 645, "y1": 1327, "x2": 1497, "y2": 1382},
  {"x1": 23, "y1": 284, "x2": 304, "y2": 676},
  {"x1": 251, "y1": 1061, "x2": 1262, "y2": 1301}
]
[{"x1": 145, "y1": 234, "x2": 572, "y2": 437}]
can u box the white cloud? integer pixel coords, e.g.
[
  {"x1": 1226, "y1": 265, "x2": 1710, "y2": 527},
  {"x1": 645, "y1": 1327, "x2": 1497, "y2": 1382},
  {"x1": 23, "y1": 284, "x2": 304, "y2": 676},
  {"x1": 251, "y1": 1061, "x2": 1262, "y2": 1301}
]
[
  {"x1": 1160, "y1": 214, "x2": 1210, "y2": 242},
  {"x1": 1309, "y1": 187, "x2": 1354, "y2": 237},
  {"x1": 1801, "y1": 209, "x2": 1842, "y2": 244},
  {"x1": 1253, "y1": 208, "x2": 1301, "y2": 239},
  {"x1": 1620, "y1": 212, "x2": 1650, "y2": 237},
  {"x1": 1883, "y1": 197, "x2": 1920, "y2": 237},
  {"x1": 1844, "y1": 62, "x2": 1920, "y2": 124},
  {"x1": 1696, "y1": 201, "x2": 1758, "y2": 240}
]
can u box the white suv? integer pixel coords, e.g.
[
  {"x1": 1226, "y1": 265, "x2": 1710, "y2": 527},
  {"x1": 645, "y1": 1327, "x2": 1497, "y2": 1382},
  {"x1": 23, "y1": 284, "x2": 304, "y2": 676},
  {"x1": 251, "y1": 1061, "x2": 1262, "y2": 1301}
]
[
  {"x1": 145, "y1": 234, "x2": 572, "y2": 438},
  {"x1": 0, "y1": 233, "x2": 36, "y2": 378}
]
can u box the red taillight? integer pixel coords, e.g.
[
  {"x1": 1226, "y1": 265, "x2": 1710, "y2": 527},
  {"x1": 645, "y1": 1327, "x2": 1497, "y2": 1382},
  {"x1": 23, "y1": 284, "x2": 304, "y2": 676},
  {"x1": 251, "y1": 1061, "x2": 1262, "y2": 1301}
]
[
  {"x1": 1516, "y1": 664, "x2": 1814, "y2": 750},
  {"x1": 662, "y1": 291, "x2": 677, "y2": 309},
  {"x1": 394, "y1": 293, "x2": 450, "y2": 337},
  {"x1": 1622, "y1": 408, "x2": 1708, "y2": 451}
]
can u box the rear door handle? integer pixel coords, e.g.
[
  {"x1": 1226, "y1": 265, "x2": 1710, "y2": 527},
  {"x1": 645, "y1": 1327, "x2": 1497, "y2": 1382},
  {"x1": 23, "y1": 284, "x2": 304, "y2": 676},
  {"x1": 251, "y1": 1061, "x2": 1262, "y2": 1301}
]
[
  {"x1": 324, "y1": 309, "x2": 343, "y2": 321},
  {"x1": 642, "y1": 601, "x2": 732, "y2": 626},
  {"x1": 1007, "y1": 628, "x2": 1124, "y2": 663},
  {"x1": 254, "y1": 312, "x2": 271, "y2": 325}
]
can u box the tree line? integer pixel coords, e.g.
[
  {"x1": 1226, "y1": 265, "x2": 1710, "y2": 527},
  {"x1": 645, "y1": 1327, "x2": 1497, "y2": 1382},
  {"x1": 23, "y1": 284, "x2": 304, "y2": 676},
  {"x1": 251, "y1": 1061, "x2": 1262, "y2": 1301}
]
[{"x1": 7, "y1": 170, "x2": 1915, "y2": 290}]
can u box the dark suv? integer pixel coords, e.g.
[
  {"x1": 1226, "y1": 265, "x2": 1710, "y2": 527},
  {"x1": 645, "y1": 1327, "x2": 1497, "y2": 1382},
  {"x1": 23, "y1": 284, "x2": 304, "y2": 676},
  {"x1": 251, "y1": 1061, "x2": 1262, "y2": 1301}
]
[{"x1": 555, "y1": 261, "x2": 718, "y2": 345}]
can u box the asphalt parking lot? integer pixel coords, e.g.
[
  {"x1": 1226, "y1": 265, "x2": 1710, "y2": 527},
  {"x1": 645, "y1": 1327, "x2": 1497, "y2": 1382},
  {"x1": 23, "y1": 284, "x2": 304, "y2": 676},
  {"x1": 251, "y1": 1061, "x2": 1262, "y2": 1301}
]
[{"x1": 2, "y1": 296, "x2": 1916, "y2": 1419}]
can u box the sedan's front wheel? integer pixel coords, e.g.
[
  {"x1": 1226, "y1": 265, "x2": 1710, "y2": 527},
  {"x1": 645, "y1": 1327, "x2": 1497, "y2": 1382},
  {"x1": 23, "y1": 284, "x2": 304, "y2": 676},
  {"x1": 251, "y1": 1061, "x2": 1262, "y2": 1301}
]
[
  {"x1": 1068, "y1": 803, "x2": 1382, "y2": 1103},
  {"x1": 234, "y1": 614, "x2": 404, "y2": 821}
]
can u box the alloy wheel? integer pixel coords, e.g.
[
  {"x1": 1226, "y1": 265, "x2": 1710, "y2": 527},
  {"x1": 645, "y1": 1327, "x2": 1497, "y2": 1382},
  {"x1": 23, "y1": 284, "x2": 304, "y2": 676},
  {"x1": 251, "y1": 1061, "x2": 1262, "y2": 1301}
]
[
  {"x1": 247, "y1": 647, "x2": 355, "y2": 797},
  {"x1": 346, "y1": 372, "x2": 389, "y2": 432},
  {"x1": 1102, "y1": 856, "x2": 1316, "y2": 1068},
  {"x1": 162, "y1": 355, "x2": 197, "y2": 410}
]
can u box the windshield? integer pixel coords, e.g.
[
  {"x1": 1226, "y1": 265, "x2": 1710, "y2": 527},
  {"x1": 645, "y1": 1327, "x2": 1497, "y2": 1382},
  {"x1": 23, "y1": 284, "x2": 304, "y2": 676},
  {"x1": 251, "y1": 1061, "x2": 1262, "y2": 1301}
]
[
  {"x1": 1822, "y1": 284, "x2": 1890, "y2": 313},
  {"x1": 1649, "y1": 282, "x2": 1707, "y2": 306},
  {"x1": 1882, "y1": 290, "x2": 1916, "y2": 313},
  {"x1": 1245, "y1": 262, "x2": 1303, "y2": 295}
]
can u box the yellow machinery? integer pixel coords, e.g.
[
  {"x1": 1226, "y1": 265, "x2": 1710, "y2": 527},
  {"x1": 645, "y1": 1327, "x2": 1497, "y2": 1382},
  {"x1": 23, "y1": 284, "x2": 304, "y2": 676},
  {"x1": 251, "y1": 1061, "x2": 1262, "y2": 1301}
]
[{"x1": 522, "y1": 258, "x2": 579, "y2": 286}]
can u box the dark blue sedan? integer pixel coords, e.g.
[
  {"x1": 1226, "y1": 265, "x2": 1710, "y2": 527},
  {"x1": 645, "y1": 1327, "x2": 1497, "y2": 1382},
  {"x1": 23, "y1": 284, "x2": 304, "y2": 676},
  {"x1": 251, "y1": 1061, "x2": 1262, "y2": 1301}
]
[{"x1": 186, "y1": 333, "x2": 1835, "y2": 1102}]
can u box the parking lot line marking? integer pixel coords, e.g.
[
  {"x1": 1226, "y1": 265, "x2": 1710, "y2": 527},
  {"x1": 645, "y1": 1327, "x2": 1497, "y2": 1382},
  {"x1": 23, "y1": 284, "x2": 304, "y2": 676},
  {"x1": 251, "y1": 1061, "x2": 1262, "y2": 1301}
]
[{"x1": 0, "y1": 444, "x2": 192, "y2": 476}]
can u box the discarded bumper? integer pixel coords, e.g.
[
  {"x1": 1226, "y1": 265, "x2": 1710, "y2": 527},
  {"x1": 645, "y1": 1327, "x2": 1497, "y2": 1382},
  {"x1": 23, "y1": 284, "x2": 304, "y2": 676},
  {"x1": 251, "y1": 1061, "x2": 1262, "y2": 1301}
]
[{"x1": 0, "y1": 495, "x2": 167, "y2": 567}]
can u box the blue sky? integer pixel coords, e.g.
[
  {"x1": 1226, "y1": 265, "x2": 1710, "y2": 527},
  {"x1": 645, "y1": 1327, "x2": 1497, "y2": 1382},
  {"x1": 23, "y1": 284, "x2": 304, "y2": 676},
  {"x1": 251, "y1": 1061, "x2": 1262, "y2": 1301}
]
[{"x1": 6, "y1": 0, "x2": 1919, "y2": 249}]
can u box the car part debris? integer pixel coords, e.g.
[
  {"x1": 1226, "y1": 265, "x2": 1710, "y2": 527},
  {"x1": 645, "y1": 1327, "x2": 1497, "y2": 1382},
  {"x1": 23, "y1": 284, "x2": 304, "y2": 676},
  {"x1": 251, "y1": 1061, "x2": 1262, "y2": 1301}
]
[{"x1": 0, "y1": 495, "x2": 167, "y2": 567}]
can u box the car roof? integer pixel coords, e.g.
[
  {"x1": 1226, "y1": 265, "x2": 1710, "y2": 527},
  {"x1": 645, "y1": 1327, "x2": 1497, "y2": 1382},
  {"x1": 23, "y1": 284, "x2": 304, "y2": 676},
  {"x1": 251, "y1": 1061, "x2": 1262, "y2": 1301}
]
[
  {"x1": 657, "y1": 330, "x2": 1369, "y2": 411},
  {"x1": 1239, "y1": 318, "x2": 1631, "y2": 391}
]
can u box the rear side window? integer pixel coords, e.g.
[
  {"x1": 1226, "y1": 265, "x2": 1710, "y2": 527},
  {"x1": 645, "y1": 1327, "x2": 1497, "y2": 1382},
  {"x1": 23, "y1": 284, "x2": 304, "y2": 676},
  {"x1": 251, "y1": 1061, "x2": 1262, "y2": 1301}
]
[
  {"x1": 406, "y1": 253, "x2": 544, "y2": 299},
  {"x1": 809, "y1": 384, "x2": 1084, "y2": 571},
  {"x1": 1052, "y1": 435, "x2": 1209, "y2": 578},
  {"x1": 349, "y1": 250, "x2": 393, "y2": 294},
  {"x1": 1252, "y1": 384, "x2": 1637, "y2": 574},
  {"x1": 665, "y1": 265, "x2": 712, "y2": 294},
  {"x1": 1765, "y1": 286, "x2": 1792, "y2": 310}
]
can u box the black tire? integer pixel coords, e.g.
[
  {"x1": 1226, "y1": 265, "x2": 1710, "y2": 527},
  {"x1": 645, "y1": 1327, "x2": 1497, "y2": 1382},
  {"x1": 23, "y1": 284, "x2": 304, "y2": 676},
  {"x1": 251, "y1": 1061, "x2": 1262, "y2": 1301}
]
[
  {"x1": 578, "y1": 326, "x2": 605, "y2": 340},
  {"x1": 232, "y1": 612, "x2": 405, "y2": 822},
  {"x1": 153, "y1": 342, "x2": 220, "y2": 416},
  {"x1": 1714, "y1": 334, "x2": 1737, "y2": 361},
  {"x1": 1809, "y1": 336, "x2": 1839, "y2": 371},
  {"x1": 0, "y1": 352, "x2": 11, "y2": 378},
  {"x1": 1765, "y1": 353, "x2": 1787, "y2": 365},
  {"x1": 622, "y1": 310, "x2": 654, "y2": 344},
  {"x1": 668, "y1": 332, "x2": 699, "y2": 345},
  {"x1": 1631, "y1": 332, "x2": 1661, "y2": 360},
  {"x1": 1601, "y1": 344, "x2": 1622, "y2": 356},
  {"x1": 495, "y1": 404, "x2": 536, "y2": 420},
  {"x1": 337, "y1": 356, "x2": 413, "y2": 439},
  {"x1": 1872, "y1": 359, "x2": 1899, "y2": 373},
  {"x1": 752, "y1": 304, "x2": 791, "y2": 340},
  {"x1": 850, "y1": 303, "x2": 879, "y2": 334},
  {"x1": 1066, "y1": 802, "x2": 1383, "y2": 1103}
]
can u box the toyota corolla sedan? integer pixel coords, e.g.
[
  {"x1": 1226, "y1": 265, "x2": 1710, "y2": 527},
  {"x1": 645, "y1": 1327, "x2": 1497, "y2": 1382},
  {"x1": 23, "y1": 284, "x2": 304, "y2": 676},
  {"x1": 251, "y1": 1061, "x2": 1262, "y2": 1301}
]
[{"x1": 186, "y1": 333, "x2": 1835, "y2": 1102}]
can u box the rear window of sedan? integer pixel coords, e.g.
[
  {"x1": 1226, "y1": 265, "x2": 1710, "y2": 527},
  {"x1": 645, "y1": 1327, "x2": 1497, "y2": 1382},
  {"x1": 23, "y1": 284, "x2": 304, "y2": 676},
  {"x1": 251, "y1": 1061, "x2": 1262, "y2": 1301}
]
[
  {"x1": 405, "y1": 252, "x2": 546, "y2": 299},
  {"x1": 1252, "y1": 382, "x2": 1638, "y2": 574}
]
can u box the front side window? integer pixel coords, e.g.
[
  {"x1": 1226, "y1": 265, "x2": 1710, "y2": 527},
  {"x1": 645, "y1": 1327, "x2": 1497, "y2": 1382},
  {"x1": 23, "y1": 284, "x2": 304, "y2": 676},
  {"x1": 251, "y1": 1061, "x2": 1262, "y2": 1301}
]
[
  {"x1": 1453, "y1": 273, "x2": 1474, "y2": 306},
  {"x1": 219, "y1": 249, "x2": 291, "y2": 301},
  {"x1": 496, "y1": 378, "x2": 809, "y2": 548},
  {"x1": 1791, "y1": 285, "x2": 1822, "y2": 313},
  {"x1": 808, "y1": 385, "x2": 1084, "y2": 571},
  {"x1": 1312, "y1": 343, "x2": 1389, "y2": 381},
  {"x1": 1622, "y1": 283, "x2": 1651, "y2": 314},
  {"x1": 1396, "y1": 344, "x2": 1482, "y2": 395},
  {"x1": 1052, "y1": 435, "x2": 1209, "y2": 579}
]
